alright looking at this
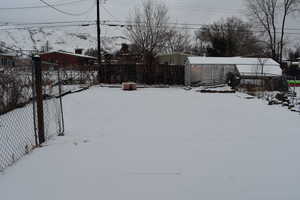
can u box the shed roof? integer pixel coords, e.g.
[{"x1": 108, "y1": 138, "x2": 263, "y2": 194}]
[
  {"x1": 236, "y1": 64, "x2": 282, "y2": 76},
  {"x1": 0, "y1": 53, "x2": 16, "y2": 57},
  {"x1": 157, "y1": 52, "x2": 194, "y2": 57},
  {"x1": 187, "y1": 57, "x2": 279, "y2": 66},
  {"x1": 187, "y1": 57, "x2": 282, "y2": 76}
]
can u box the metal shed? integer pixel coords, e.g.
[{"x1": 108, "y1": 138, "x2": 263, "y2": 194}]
[{"x1": 185, "y1": 57, "x2": 282, "y2": 86}]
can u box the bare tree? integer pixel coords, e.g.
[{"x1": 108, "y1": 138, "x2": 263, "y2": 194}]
[
  {"x1": 195, "y1": 17, "x2": 262, "y2": 57},
  {"x1": 163, "y1": 28, "x2": 191, "y2": 54},
  {"x1": 245, "y1": 0, "x2": 300, "y2": 64},
  {"x1": 127, "y1": 0, "x2": 171, "y2": 64}
]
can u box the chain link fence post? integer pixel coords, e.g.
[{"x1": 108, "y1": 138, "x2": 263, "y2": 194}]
[
  {"x1": 31, "y1": 57, "x2": 38, "y2": 147},
  {"x1": 57, "y1": 66, "x2": 65, "y2": 136}
]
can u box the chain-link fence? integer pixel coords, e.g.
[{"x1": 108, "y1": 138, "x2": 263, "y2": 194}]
[
  {"x1": 0, "y1": 58, "x2": 65, "y2": 171},
  {"x1": 41, "y1": 62, "x2": 65, "y2": 139},
  {"x1": 59, "y1": 66, "x2": 98, "y2": 85},
  {"x1": 0, "y1": 64, "x2": 36, "y2": 170}
]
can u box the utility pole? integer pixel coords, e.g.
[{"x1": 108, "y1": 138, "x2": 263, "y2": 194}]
[{"x1": 96, "y1": 0, "x2": 102, "y2": 82}]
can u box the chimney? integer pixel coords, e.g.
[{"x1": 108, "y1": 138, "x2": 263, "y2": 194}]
[{"x1": 75, "y1": 48, "x2": 83, "y2": 55}]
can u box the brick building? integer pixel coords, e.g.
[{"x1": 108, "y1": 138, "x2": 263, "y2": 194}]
[{"x1": 39, "y1": 50, "x2": 97, "y2": 69}]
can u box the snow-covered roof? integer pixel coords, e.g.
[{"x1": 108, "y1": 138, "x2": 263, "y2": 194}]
[
  {"x1": 236, "y1": 64, "x2": 282, "y2": 76},
  {"x1": 0, "y1": 53, "x2": 16, "y2": 57},
  {"x1": 157, "y1": 52, "x2": 194, "y2": 56},
  {"x1": 40, "y1": 51, "x2": 97, "y2": 59},
  {"x1": 187, "y1": 57, "x2": 278, "y2": 65},
  {"x1": 187, "y1": 57, "x2": 282, "y2": 76}
]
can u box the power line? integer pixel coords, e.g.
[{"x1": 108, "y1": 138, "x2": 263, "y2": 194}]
[
  {"x1": 3, "y1": 19, "x2": 300, "y2": 32},
  {"x1": 101, "y1": 22, "x2": 300, "y2": 36},
  {"x1": 0, "y1": 0, "x2": 91, "y2": 10},
  {"x1": 98, "y1": 19, "x2": 300, "y2": 32},
  {"x1": 0, "y1": 23, "x2": 96, "y2": 31},
  {"x1": 1, "y1": 19, "x2": 300, "y2": 36},
  {"x1": 101, "y1": 5, "x2": 125, "y2": 32},
  {"x1": 38, "y1": 0, "x2": 96, "y2": 16},
  {"x1": 0, "y1": 20, "x2": 96, "y2": 27}
]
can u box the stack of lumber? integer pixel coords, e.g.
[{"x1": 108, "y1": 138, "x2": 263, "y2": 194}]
[{"x1": 122, "y1": 82, "x2": 137, "y2": 91}]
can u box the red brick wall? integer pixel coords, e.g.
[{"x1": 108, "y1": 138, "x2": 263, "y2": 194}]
[{"x1": 40, "y1": 52, "x2": 95, "y2": 69}]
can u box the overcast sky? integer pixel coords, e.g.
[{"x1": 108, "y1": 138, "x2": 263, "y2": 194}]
[{"x1": 0, "y1": 0, "x2": 245, "y2": 24}]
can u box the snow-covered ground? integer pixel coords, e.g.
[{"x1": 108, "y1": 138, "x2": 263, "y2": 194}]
[{"x1": 1, "y1": 87, "x2": 300, "y2": 200}]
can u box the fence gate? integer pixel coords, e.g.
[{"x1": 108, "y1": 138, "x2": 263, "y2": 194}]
[{"x1": 0, "y1": 56, "x2": 64, "y2": 171}]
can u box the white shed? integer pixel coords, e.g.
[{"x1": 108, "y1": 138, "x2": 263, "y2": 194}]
[{"x1": 185, "y1": 57, "x2": 282, "y2": 86}]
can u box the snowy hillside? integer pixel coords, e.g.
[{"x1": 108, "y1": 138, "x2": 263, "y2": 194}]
[{"x1": 0, "y1": 24, "x2": 129, "y2": 54}]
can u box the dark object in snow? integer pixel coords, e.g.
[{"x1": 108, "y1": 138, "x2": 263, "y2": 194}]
[
  {"x1": 290, "y1": 108, "x2": 300, "y2": 113},
  {"x1": 184, "y1": 86, "x2": 192, "y2": 91},
  {"x1": 268, "y1": 99, "x2": 282, "y2": 105},
  {"x1": 288, "y1": 104, "x2": 295, "y2": 109},
  {"x1": 275, "y1": 93, "x2": 289, "y2": 102},
  {"x1": 282, "y1": 102, "x2": 289, "y2": 107},
  {"x1": 226, "y1": 72, "x2": 241, "y2": 89},
  {"x1": 199, "y1": 90, "x2": 236, "y2": 93}
]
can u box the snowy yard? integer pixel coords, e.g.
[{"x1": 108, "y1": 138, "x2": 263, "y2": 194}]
[{"x1": 1, "y1": 87, "x2": 300, "y2": 200}]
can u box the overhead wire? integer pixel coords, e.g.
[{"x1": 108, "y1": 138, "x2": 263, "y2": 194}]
[
  {"x1": 2, "y1": 21, "x2": 300, "y2": 36},
  {"x1": 74, "y1": 5, "x2": 95, "y2": 34},
  {"x1": 101, "y1": 5, "x2": 126, "y2": 33},
  {"x1": 0, "y1": 23, "x2": 96, "y2": 31},
  {"x1": 38, "y1": 0, "x2": 96, "y2": 16},
  {"x1": 2, "y1": 19, "x2": 300, "y2": 35},
  {"x1": 1, "y1": 14, "x2": 300, "y2": 32},
  {"x1": 0, "y1": 0, "x2": 91, "y2": 10},
  {"x1": 92, "y1": 19, "x2": 300, "y2": 32}
]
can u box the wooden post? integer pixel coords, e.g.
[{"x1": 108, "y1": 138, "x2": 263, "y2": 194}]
[{"x1": 33, "y1": 56, "x2": 45, "y2": 145}]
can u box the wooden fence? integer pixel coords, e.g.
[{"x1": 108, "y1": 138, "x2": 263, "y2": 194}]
[{"x1": 99, "y1": 64, "x2": 185, "y2": 85}]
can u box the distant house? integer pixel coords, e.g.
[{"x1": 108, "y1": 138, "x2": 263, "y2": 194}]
[
  {"x1": 0, "y1": 53, "x2": 16, "y2": 69},
  {"x1": 40, "y1": 50, "x2": 97, "y2": 69},
  {"x1": 185, "y1": 57, "x2": 282, "y2": 88},
  {"x1": 157, "y1": 52, "x2": 192, "y2": 65}
]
